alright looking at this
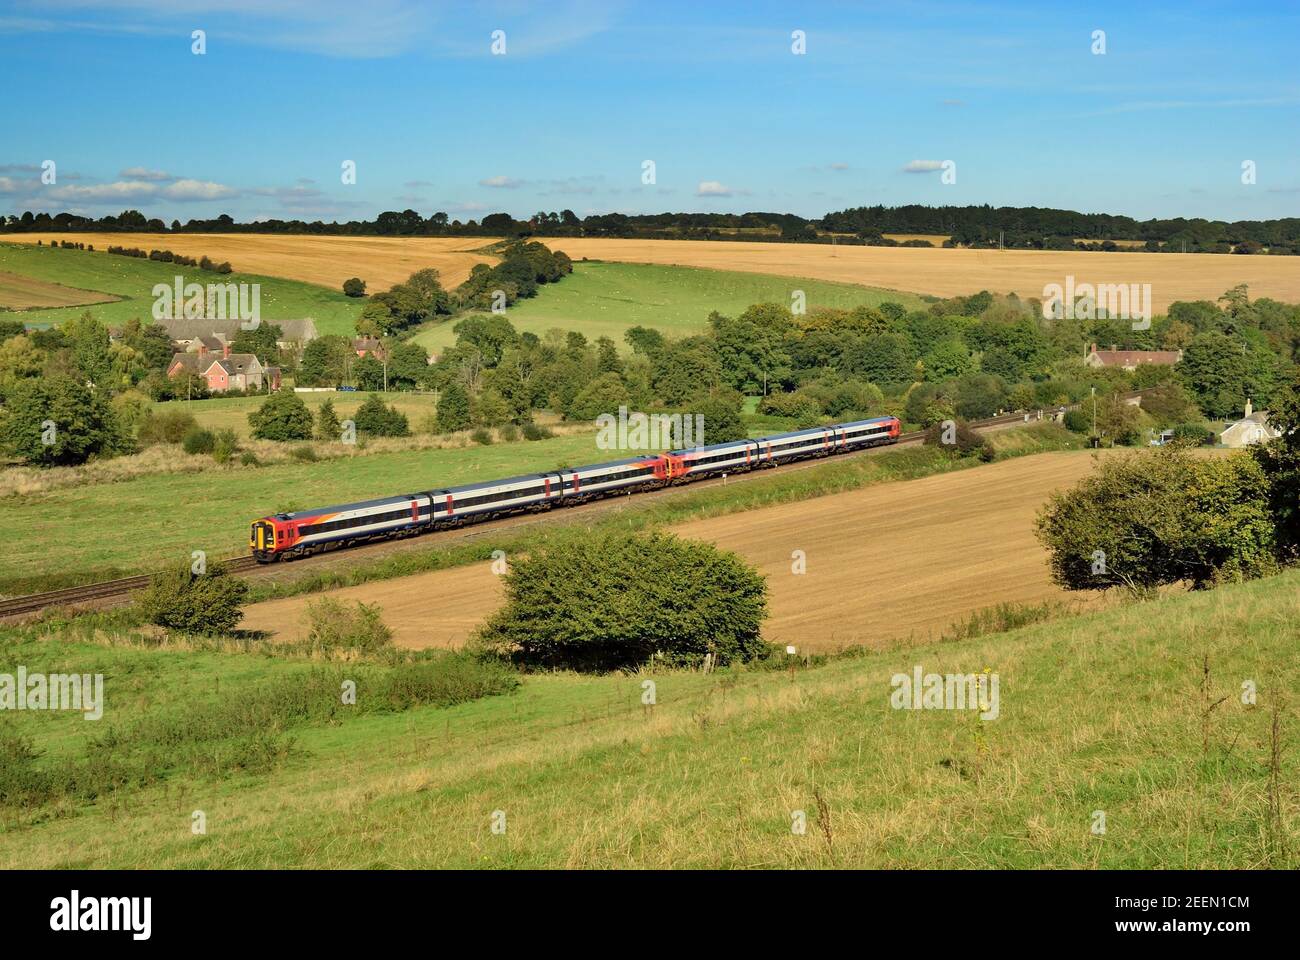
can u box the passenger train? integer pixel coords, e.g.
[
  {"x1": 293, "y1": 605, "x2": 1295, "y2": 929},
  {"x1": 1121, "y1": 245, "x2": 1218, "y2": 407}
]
[{"x1": 249, "y1": 416, "x2": 901, "y2": 561}]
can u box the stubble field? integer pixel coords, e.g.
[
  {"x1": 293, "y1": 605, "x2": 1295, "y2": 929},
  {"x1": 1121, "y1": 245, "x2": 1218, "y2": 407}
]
[
  {"x1": 240, "y1": 450, "x2": 1115, "y2": 650},
  {"x1": 549, "y1": 238, "x2": 1300, "y2": 312},
  {"x1": 0, "y1": 233, "x2": 501, "y2": 292}
]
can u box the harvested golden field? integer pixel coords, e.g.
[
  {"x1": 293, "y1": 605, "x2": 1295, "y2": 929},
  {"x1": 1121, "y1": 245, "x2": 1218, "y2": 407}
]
[
  {"x1": 0, "y1": 269, "x2": 118, "y2": 309},
  {"x1": 0, "y1": 233, "x2": 500, "y2": 292},
  {"x1": 882, "y1": 233, "x2": 951, "y2": 245},
  {"x1": 557, "y1": 238, "x2": 1300, "y2": 312},
  {"x1": 239, "y1": 451, "x2": 1120, "y2": 651}
]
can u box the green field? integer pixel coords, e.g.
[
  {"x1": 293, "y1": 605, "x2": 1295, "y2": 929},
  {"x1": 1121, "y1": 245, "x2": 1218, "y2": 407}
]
[
  {"x1": 0, "y1": 242, "x2": 363, "y2": 336},
  {"x1": 0, "y1": 430, "x2": 618, "y2": 593},
  {"x1": 0, "y1": 563, "x2": 1293, "y2": 868},
  {"x1": 153, "y1": 391, "x2": 445, "y2": 440},
  {"x1": 411, "y1": 261, "x2": 928, "y2": 355}
]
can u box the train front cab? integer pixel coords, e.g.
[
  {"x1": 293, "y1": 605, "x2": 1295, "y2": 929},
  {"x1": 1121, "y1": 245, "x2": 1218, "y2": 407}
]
[{"x1": 250, "y1": 519, "x2": 277, "y2": 562}]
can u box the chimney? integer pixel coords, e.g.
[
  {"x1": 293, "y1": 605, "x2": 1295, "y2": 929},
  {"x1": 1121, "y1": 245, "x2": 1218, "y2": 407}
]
[
  {"x1": 1245, "y1": 398, "x2": 1253, "y2": 419},
  {"x1": 1089, "y1": 343, "x2": 1097, "y2": 354},
  {"x1": 1110, "y1": 344, "x2": 1117, "y2": 352},
  {"x1": 198, "y1": 343, "x2": 207, "y2": 358},
  {"x1": 223, "y1": 342, "x2": 231, "y2": 359}
]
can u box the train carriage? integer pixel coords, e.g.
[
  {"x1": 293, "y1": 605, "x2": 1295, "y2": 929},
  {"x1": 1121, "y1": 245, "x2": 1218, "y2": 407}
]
[
  {"x1": 249, "y1": 417, "x2": 902, "y2": 562},
  {"x1": 251, "y1": 492, "x2": 432, "y2": 560}
]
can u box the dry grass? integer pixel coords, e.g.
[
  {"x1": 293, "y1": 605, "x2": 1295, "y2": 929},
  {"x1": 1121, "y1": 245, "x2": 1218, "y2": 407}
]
[
  {"x1": 0, "y1": 269, "x2": 118, "y2": 309},
  {"x1": 557, "y1": 238, "x2": 1300, "y2": 312},
  {"x1": 0, "y1": 233, "x2": 501, "y2": 292}
]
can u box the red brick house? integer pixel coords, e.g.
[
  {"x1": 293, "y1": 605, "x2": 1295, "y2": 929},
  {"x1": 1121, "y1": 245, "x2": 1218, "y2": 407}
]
[{"x1": 168, "y1": 343, "x2": 277, "y2": 392}]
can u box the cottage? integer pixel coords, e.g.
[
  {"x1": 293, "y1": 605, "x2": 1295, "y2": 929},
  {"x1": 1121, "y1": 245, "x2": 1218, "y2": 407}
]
[
  {"x1": 1220, "y1": 400, "x2": 1282, "y2": 449},
  {"x1": 167, "y1": 343, "x2": 277, "y2": 393},
  {"x1": 353, "y1": 337, "x2": 387, "y2": 361},
  {"x1": 1083, "y1": 343, "x2": 1182, "y2": 371}
]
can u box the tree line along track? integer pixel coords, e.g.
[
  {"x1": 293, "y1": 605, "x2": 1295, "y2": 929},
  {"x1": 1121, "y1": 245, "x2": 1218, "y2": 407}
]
[{"x1": 0, "y1": 403, "x2": 1095, "y2": 620}]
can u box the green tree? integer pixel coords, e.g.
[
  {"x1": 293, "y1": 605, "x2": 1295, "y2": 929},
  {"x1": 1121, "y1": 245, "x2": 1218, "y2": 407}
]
[
  {"x1": 435, "y1": 381, "x2": 472, "y2": 432},
  {"x1": 354, "y1": 353, "x2": 385, "y2": 391},
  {"x1": 567, "y1": 371, "x2": 630, "y2": 421},
  {"x1": 472, "y1": 531, "x2": 769, "y2": 670},
  {"x1": 353, "y1": 393, "x2": 410, "y2": 437},
  {"x1": 137, "y1": 563, "x2": 251, "y2": 634},
  {"x1": 0, "y1": 375, "x2": 129, "y2": 465},
  {"x1": 342, "y1": 277, "x2": 366, "y2": 297},
  {"x1": 1036, "y1": 449, "x2": 1276, "y2": 594},
  {"x1": 315, "y1": 398, "x2": 342, "y2": 441},
  {"x1": 248, "y1": 391, "x2": 314, "y2": 441}
]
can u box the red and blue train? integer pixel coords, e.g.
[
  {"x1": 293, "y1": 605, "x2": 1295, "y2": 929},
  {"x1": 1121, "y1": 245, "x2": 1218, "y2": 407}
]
[{"x1": 249, "y1": 416, "x2": 901, "y2": 561}]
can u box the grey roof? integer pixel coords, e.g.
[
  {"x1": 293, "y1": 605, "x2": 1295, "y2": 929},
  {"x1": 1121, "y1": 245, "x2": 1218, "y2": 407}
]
[{"x1": 156, "y1": 317, "x2": 318, "y2": 341}]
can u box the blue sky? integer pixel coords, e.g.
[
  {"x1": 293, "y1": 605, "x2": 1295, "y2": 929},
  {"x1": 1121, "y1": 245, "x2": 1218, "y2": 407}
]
[{"x1": 1, "y1": 0, "x2": 1297, "y2": 224}]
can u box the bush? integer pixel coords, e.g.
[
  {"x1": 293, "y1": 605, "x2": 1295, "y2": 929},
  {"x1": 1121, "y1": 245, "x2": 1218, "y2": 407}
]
[
  {"x1": 239, "y1": 450, "x2": 261, "y2": 466},
  {"x1": 181, "y1": 425, "x2": 216, "y2": 455},
  {"x1": 137, "y1": 563, "x2": 251, "y2": 635},
  {"x1": 922, "y1": 418, "x2": 988, "y2": 457},
  {"x1": 1036, "y1": 448, "x2": 1276, "y2": 594},
  {"x1": 342, "y1": 277, "x2": 367, "y2": 297},
  {"x1": 472, "y1": 531, "x2": 769, "y2": 671},
  {"x1": 435, "y1": 382, "x2": 472, "y2": 433},
  {"x1": 353, "y1": 394, "x2": 410, "y2": 437},
  {"x1": 304, "y1": 597, "x2": 393, "y2": 654},
  {"x1": 1170, "y1": 423, "x2": 1214, "y2": 446},
  {"x1": 289, "y1": 445, "x2": 319, "y2": 462},
  {"x1": 1063, "y1": 409, "x2": 1092, "y2": 434},
  {"x1": 248, "y1": 391, "x2": 314, "y2": 441},
  {"x1": 471, "y1": 427, "x2": 493, "y2": 445},
  {"x1": 212, "y1": 428, "x2": 239, "y2": 463},
  {"x1": 138, "y1": 409, "x2": 198, "y2": 445},
  {"x1": 498, "y1": 422, "x2": 520, "y2": 442},
  {"x1": 522, "y1": 421, "x2": 552, "y2": 441}
]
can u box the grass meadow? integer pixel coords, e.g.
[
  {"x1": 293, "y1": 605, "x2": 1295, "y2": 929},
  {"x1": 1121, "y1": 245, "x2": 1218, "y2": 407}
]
[
  {"x1": 411, "y1": 261, "x2": 928, "y2": 355},
  {"x1": 0, "y1": 565, "x2": 1294, "y2": 868},
  {"x1": 0, "y1": 242, "x2": 363, "y2": 335}
]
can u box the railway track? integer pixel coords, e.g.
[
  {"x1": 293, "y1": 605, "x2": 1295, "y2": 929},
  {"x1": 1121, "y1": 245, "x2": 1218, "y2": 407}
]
[{"x1": 0, "y1": 405, "x2": 1080, "y2": 620}]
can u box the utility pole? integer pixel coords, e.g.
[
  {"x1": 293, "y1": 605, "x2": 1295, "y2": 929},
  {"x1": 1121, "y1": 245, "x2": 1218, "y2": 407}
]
[{"x1": 1091, "y1": 386, "x2": 1097, "y2": 446}]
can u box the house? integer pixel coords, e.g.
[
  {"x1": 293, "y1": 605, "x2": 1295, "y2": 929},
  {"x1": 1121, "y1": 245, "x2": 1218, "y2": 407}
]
[
  {"x1": 1220, "y1": 400, "x2": 1282, "y2": 449},
  {"x1": 1084, "y1": 343, "x2": 1182, "y2": 371},
  {"x1": 157, "y1": 317, "x2": 318, "y2": 351},
  {"x1": 167, "y1": 343, "x2": 275, "y2": 393},
  {"x1": 353, "y1": 337, "x2": 387, "y2": 361}
]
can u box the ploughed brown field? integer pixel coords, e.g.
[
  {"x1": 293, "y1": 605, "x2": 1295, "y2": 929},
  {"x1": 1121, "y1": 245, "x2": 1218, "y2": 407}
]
[
  {"x1": 239, "y1": 451, "x2": 1119, "y2": 651},
  {"x1": 0, "y1": 269, "x2": 119, "y2": 309},
  {"x1": 552, "y1": 238, "x2": 1300, "y2": 312},
  {"x1": 0, "y1": 233, "x2": 501, "y2": 291}
]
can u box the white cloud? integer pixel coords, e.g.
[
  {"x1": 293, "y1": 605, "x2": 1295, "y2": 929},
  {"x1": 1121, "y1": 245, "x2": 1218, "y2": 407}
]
[
  {"x1": 697, "y1": 180, "x2": 734, "y2": 197},
  {"x1": 161, "y1": 178, "x2": 239, "y2": 201},
  {"x1": 479, "y1": 175, "x2": 523, "y2": 189},
  {"x1": 902, "y1": 160, "x2": 945, "y2": 173},
  {"x1": 120, "y1": 166, "x2": 173, "y2": 181}
]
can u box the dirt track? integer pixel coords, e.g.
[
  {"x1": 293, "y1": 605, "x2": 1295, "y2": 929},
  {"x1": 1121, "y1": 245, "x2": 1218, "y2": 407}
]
[{"x1": 239, "y1": 451, "x2": 1116, "y2": 651}]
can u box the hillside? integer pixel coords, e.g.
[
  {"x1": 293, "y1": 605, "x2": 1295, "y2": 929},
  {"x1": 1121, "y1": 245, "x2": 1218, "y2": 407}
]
[
  {"x1": 0, "y1": 242, "x2": 363, "y2": 335},
  {"x1": 412, "y1": 260, "x2": 926, "y2": 355},
  {"x1": 1, "y1": 564, "x2": 1294, "y2": 868}
]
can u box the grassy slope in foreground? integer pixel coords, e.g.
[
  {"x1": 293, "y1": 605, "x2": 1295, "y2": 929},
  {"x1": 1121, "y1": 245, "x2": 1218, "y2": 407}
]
[
  {"x1": 0, "y1": 566, "x2": 1294, "y2": 868},
  {"x1": 411, "y1": 261, "x2": 928, "y2": 355},
  {"x1": 0, "y1": 242, "x2": 362, "y2": 336}
]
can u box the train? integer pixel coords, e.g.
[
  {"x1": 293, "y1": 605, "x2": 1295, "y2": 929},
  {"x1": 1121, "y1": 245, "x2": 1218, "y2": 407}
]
[{"x1": 249, "y1": 415, "x2": 902, "y2": 561}]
